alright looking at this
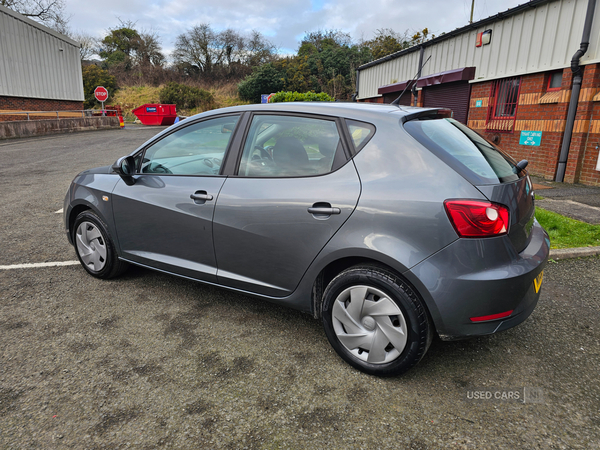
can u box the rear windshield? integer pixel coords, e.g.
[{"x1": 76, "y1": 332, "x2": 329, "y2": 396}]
[{"x1": 403, "y1": 118, "x2": 522, "y2": 185}]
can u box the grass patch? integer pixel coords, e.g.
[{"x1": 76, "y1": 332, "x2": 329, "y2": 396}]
[
  {"x1": 535, "y1": 207, "x2": 600, "y2": 249},
  {"x1": 112, "y1": 83, "x2": 248, "y2": 122},
  {"x1": 112, "y1": 85, "x2": 162, "y2": 122}
]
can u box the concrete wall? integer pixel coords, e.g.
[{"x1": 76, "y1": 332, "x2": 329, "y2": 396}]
[{"x1": 0, "y1": 117, "x2": 120, "y2": 140}]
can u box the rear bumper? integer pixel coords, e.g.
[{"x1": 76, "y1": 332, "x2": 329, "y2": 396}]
[{"x1": 406, "y1": 219, "x2": 550, "y2": 340}]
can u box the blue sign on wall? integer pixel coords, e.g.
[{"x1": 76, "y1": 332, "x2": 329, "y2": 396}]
[
  {"x1": 475, "y1": 100, "x2": 482, "y2": 107},
  {"x1": 519, "y1": 130, "x2": 542, "y2": 146}
]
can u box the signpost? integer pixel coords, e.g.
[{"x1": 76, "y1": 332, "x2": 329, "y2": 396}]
[
  {"x1": 519, "y1": 130, "x2": 542, "y2": 146},
  {"x1": 94, "y1": 86, "x2": 109, "y2": 114},
  {"x1": 261, "y1": 93, "x2": 275, "y2": 104}
]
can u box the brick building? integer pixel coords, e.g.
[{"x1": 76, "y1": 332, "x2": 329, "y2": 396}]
[
  {"x1": 0, "y1": 5, "x2": 84, "y2": 120},
  {"x1": 356, "y1": 0, "x2": 600, "y2": 185}
]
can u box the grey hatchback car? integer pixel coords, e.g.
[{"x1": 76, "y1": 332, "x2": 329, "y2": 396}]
[{"x1": 64, "y1": 102, "x2": 549, "y2": 376}]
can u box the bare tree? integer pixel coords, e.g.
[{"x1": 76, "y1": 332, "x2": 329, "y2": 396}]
[
  {"x1": 243, "y1": 30, "x2": 278, "y2": 67},
  {"x1": 173, "y1": 24, "x2": 223, "y2": 75},
  {"x1": 220, "y1": 28, "x2": 244, "y2": 67},
  {"x1": 173, "y1": 24, "x2": 278, "y2": 80},
  {"x1": 136, "y1": 31, "x2": 166, "y2": 67},
  {"x1": 69, "y1": 30, "x2": 97, "y2": 61},
  {"x1": 1, "y1": 0, "x2": 70, "y2": 32}
]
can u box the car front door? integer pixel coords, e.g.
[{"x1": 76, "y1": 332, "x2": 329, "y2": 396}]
[
  {"x1": 111, "y1": 114, "x2": 241, "y2": 282},
  {"x1": 213, "y1": 113, "x2": 361, "y2": 297}
]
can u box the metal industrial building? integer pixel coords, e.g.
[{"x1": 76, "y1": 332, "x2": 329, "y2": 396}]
[
  {"x1": 357, "y1": 0, "x2": 600, "y2": 185},
  {"x1": 0, "y1": 4, "x2": 84, "y2": 117}
]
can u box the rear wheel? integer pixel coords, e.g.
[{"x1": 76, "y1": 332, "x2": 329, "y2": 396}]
[
  {"x1": 322, "y1": 265, "x2": 432, "y2": 377},
  {"x1": 73, "y1": 210, "x2": 128, "y2": 279}
]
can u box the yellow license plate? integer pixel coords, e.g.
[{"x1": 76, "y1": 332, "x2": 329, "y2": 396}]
[{"x1": 533, "y1": 270, "x2": 544, "y2": 293}]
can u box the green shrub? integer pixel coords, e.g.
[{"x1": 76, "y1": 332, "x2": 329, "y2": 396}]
[
  {"x1": 269, "y1": 91, "x2": 335, "y2": 102},
  {"x1": 238, "y1": 63, "x2": 285, "y2": 103},
  {"x1": 159, "y1": 82, "x2": 214, "y2": 111}
]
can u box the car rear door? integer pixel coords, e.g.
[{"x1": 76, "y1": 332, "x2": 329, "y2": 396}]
[
  {"x1": 111, "y1": 114, "x2": 242, "y2": 282},
  {"x1": 212, "y1": 113, "x2": 361, "y2": 297}
]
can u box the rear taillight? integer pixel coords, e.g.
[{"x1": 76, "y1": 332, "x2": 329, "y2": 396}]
[{"x1": 444, "y1": 200, "x2": 510, "y2": 238}]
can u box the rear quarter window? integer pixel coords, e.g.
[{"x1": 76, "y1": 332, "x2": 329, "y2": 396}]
[
  {"x1": 403, "y1": 118, "x2": 522, "y2": 185},
  {"x1": 345, "y1": 119, "x2": 375, "y2": 153}
]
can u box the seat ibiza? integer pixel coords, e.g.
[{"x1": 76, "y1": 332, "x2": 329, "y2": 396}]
[{"x1": 64, "y1": 102, "x2": 549, "y2": 376}]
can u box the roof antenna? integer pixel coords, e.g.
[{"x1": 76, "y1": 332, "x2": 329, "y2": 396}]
[{"x1": 391, "y1": 55, "x2": 431, "y2": 106}]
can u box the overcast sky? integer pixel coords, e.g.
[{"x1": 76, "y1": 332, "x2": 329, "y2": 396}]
[{"x1": 64, "y1": 0, "x2": 526, "y2": 56}]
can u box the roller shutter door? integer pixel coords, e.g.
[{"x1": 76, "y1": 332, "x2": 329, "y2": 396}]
[
  {"x1": 422, "y1": 81, "x2": 471, "y2": 124},
  {"x1": 383, "y1": 91, "x2": 412, "y2": 105}
]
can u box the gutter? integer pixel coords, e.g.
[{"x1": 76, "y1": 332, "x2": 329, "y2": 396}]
[{"x1": 555, "y1": 0, "x2": 597, "y2": 182}]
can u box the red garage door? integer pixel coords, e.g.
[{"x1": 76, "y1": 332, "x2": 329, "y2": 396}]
[{"x1": 422, "y1": 81, "x2": 471, "y2": 124}]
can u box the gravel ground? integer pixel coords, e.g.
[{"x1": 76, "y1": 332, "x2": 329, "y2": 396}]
[{"x1": 1, "y1": 129, "x2": 599, "y2": 449}]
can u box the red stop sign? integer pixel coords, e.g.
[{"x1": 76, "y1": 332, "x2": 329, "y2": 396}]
[{"x1": 94, "y1": 86, "x2": 109, "y2": 102}]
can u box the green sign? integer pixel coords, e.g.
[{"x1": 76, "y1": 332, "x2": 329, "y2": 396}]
[{"x1": 520, "y1": 131, "x2": 542, "y2": 146}]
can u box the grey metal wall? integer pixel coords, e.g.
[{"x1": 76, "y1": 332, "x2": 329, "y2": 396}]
[
  {"x1": 0, "y1": 5, "x2": 84, "y2": 102},
  {"x1": 358, "y1": 0, "x2": 599, "y2": 99}
]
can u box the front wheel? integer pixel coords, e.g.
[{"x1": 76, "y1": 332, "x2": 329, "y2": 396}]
[
  {"x1": 73, "y1": 210, "x2": 128, "y2": 279},
  {"x1": 322, "y1": 265, "x2": 432, "y2": 377}
]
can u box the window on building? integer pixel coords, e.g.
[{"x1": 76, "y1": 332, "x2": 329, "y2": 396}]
[
  {"x1": 486, "y1": 77, "x2": 521, "y2": 132},
  {"x1": 547, "y1": 71, "x2": 562, "y2": 91}
]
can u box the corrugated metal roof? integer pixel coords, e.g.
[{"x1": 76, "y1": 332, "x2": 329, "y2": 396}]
[
  {"x1": 357, "y1": 0, "x2": 599, "y2": 100},
  {"x1": 0, "y1": 4, "x2": 84, "y2": 102},
  {"x1": 358, "y1": 0, "x2": 556, "y2": 71}
]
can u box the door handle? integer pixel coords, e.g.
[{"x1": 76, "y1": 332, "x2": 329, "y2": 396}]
[
  {"x1": 308, "y1": 202, "x2": 341, "y2": 218},
  {"x1": 190, "y1": 191, "x2": 214, "y2": 204},
  {"x1": 308, "y1": 207, "x2": 341, "y2": 215}
]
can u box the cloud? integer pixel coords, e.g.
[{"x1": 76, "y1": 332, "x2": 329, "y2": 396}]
[{"x1": 64, "y1": 0, "x2": 523, "y2": 56}]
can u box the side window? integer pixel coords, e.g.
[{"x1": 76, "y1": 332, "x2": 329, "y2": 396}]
[
  {"x1": 345, "y1": 119, "x2": 375, "y2": 152},
  {"x1": 238, "y1": 115, "x2": 342, "y2": 178},
  {"x1": 141, "y1": 115, "x2": 239, "y2": 176}
]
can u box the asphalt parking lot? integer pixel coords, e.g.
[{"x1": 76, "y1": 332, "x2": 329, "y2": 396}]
[{"x1": 1, "y1": 127, "x2": 599, "y2": 449}]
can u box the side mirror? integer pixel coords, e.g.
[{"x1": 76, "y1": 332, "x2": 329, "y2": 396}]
[
  {"x1": 221, "y1": 123, "x2": 235, "y2": 134},
  {"x1": 112, "y1": 155, "x2": 136, "y2": 186},
  {"x1": 515, "y1": 159, "x2": 529, "y2": 173}
]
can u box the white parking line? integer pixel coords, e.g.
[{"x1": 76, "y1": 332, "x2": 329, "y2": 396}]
[
  {"x1": 55, "y1": 208, "x2": 63, "y2": 214},
  {"x1": 0, "y1": 261, "x2": 79, "y2": 270}
]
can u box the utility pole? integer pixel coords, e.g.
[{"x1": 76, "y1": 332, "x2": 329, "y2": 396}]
[{"x1": 470, "y1": 0, "x2": 475, "y2": 23}]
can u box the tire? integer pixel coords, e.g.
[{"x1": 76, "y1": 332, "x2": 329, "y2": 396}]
[
  {"x1": 73, "y1": 210, "x2": 128, "y2": 279},
  {"x1": 322, "y1": 265, "x2": 432, "y2": 377}
]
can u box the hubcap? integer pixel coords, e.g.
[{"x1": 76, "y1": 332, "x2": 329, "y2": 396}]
[
  {"x1": 75, "y1": 221, "x2": 107, "y2": 272},
  {"x1": 332, "y1": 285, "x2": 407, "y2": 364}
]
